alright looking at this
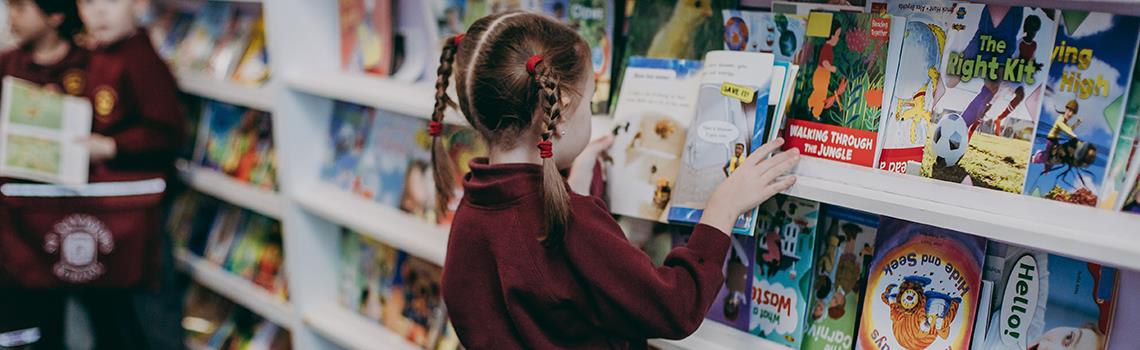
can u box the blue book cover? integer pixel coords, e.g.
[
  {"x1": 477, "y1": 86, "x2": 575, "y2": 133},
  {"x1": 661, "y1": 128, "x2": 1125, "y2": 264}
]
[
  {"x1": 369, "y1": 110, "x2": 428, "y2": 209},
  {"x1": 321, "y1": 102, "x2": 377, "y2": 197},
  {"x1": 749, "y1": 195, "x2": 819, "y2": 348},
  {"x1": 722, "y1": 10, "x2": 807, "y2": 63},
  {"x1": 1023, "y1": 12, "x2": 1140, "y2": 206}
]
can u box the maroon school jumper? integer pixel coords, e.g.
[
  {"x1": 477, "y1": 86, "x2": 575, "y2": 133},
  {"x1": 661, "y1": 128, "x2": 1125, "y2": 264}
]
[
  {"x1": 442, "y1": 159, "x2": 731, "y2": 349},
  {"x1": 0, "y1": 30, "x2": 183, "y2": 289},
  {"x1": 0, "y1": 44, "x2": 90, "y2": 96}
]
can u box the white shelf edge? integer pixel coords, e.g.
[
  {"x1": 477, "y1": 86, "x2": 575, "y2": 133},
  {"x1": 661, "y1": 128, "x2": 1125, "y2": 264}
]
[
  {"x1": 177, "y1": 160, "x2": 285, "y2": 219},
  {"x1": 784, "y1": 157, "x2": 1140, "y2": 270},
  {"x1": 291, "y1": 182, "x2": 449, "y2": 266},
  {"x1": 648, "y1": 319, "x2": 792, "y2": 350},
  {"x1": 176, "y1": 70, "x2": 275, "y2": 112},
  {"x1": 174, "y1": 248, "x2": 298, "y2": 330},
  {"x1": 283, "y1": 70, "x2": 468, "y2": 125},
  {"x1": 303, "y1": 305, "x2": 421, "y2": 350}
]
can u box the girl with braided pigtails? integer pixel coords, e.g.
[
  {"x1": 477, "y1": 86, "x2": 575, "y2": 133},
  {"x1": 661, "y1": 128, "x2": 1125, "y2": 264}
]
[{"x1": 435, "y1": 12, "x2": 801, "y2": 349}]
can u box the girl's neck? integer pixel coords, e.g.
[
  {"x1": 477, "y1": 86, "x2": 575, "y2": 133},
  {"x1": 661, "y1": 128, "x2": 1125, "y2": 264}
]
[
  {"x1": 488, "y1": 145, "x2": 540, "y2": 166},
  {"x1": 29, "y1": 33, "x2": 70, "y2": 66}
]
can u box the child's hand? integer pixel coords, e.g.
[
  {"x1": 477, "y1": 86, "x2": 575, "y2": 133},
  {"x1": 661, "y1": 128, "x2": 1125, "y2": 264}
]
[
  {"x1": 76, "y1": 134, "x2": 117, "y2": 163},
  {"x1": 700, "y1": 138, "x2": 800, "y2": 234},
  {"x1": 568, "y1": 134, "x2": 614, "y2": 195}
]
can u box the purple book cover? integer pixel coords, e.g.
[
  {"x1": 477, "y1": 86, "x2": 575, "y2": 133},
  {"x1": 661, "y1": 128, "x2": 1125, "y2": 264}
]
[{"x1": 708, "y1": 234, "x2": 757, "y2": 331}]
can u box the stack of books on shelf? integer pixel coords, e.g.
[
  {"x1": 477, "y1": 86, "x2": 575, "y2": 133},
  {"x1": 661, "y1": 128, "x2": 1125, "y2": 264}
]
[
  {"x1": 168, "y1": 191, "x2": 287, "y2": 300},
  {"x1": 183, "y1": 283, "x2": 292, "y2": 350},
  {"x1": 319, "y1": 101, "x2": 485, "y2": 226},
  {"x1": 337, "y1": 229, "x2": 461, "y2": 350},
  {"x1": 149, "y1": 1, "x2": 270, "y2": 85},
  {"x1": 191, "y1": 100, "x2": 278, "y2": 190}
]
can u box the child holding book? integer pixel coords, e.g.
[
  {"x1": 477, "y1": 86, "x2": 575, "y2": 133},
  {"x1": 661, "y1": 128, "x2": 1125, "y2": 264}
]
[
  {"x1": 0, "y1": 0, "x2": 87, "y2": 347},
  {"x1": 434, "y1": 12, "x2": 800, "y2": 348},
  {"x1": 1, "y1": 0, "x2": 183, "y2": 348}
]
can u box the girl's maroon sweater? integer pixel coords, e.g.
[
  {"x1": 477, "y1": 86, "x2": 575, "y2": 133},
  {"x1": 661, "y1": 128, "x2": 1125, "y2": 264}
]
[{"x1": 442, "y1": 158, "x2": 731, "y2": 349}]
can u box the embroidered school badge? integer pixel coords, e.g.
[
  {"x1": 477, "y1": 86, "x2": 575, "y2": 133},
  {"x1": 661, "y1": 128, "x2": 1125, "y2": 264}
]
[
  {"x1": 62, "y1": 69, "x2": 85, "y2": 96},
  {"x1": 43, "y1": 214, "x2": 114, "y2": 283},
  {"x1": 93, "y1": 86, "x2": 116, "y2": 120}
]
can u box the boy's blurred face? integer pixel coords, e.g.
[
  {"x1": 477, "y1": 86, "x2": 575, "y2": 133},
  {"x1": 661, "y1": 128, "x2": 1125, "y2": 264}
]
[
  {"x1": 7, "y1": 0, "x2": 54, "y2": 45},
  {"x1": 77, "y1": 0, "x2": 143, "y2": 46}
]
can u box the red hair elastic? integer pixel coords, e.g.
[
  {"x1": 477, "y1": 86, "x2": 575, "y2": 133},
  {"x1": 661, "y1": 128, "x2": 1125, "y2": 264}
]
[
  {"x1": 526, "y1": 55, "x2": 544, "y2": 75},
  {"x1": 428, "y1": 121, "x2": 443, "y2": 136},
  {"x1": 454, "y1": 33, "x2": 464, "y2": 46},
  {"x1": 537, "y1": 140, "x2": 553, "y2": 159}
]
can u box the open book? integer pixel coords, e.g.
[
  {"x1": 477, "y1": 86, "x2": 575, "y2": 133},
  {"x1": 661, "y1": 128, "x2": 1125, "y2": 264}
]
[{"x1": 0, "y1": 76, "x2": 92, "y2": 185}]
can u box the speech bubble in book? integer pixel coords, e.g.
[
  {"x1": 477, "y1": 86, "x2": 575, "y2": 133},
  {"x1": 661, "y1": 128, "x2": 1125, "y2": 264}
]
[{"x1": 697, "y1": 120, "x2": 742, "y2": 144}]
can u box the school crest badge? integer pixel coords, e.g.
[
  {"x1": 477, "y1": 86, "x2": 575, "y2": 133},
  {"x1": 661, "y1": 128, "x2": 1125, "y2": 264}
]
[
  {"x1": 43, "y1": 214, "x2": 114, "y2": 283},
  {"x1": 93, "y1": 86, "x2": 116, "y2": 120},
  {"x1": 62, "y1": 69, "x2": 85, "y2": 96}
]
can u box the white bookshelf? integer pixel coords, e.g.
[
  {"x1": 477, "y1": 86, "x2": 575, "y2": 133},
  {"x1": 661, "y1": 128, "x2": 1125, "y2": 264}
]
[
  {"x1": 176, "y1": 160, "x2": 285, "y2": 219},
  {"x1": 649, "y1": 321, "x2": 791, "y2": 350},
  {"x1": 303, "y1": 306, "x2": 422, "y2": 350},
  {"x1": 283, "y1": 70, "x2": 469, "y2": 126},
  {"x1": 176, "y1": 71, "x2": 275, "y2": 112},
  {"x1": 174, "y1": 248, "x2": 298, "y2": 330}
]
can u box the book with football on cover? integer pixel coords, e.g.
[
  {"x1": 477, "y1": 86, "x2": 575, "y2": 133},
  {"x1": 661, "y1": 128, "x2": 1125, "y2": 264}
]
[
  {"x1": 750, "y1": 195, "x2": 819, "y2": 349},
  {"x1": 802, "y1": 205, "x2": 879, "y2": 350},
  {"x1": 669, "y1": 50, "x2": 774, "y2": 230},
  {"x1": 877, "y1": 0, "x2": 956, "y2": 174},
  {"x1": 606, "y1": 57, "x2": 703, "y2": 223},
  {"x1": 782, "y1": 11, "x2": 892, "y2": 167},
  {"x1": 921, "y1": 4, "x2": 1057, "y2": 194},
  {"x1": 975, "y1": 242, "x2": 1119, "y2": 350},
  {"x1": 1023, "y1": 12, "x2": 1140, "y2": 206},
  {"x1": 855, "y1": 217, "x2": 986, "y2": 350}
]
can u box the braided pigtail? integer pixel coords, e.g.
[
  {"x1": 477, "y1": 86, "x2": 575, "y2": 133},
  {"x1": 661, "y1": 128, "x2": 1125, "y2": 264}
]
[
  {"x1": 430, "y1": 34, "x2": 463, "y2": 218},
  {"x1": 530, "y1": 56, "x2": 572, "y2": 246}
]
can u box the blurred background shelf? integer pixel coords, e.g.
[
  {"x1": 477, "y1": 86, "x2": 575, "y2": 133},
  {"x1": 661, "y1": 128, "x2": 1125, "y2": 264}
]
[
  {"x1": 176, "y1": 71, "x2": 275, "y2": 112},
  {"x1": 174, "y1": 248, "x2": 297, "y2": 330},
  {"x1": 303, "y1": 306, "x2": 421, "y2": 350}
]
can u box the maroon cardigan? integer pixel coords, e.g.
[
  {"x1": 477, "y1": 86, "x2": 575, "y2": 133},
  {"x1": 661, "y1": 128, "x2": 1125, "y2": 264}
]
[{"x1": 442, "y1": 159, "x2": 731, "y2": 349}]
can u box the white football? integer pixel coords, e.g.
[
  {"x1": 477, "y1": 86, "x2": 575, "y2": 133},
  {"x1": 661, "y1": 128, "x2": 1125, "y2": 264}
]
[{"x1": 932, "y1": 112, "x2": 969, "y2": 166}]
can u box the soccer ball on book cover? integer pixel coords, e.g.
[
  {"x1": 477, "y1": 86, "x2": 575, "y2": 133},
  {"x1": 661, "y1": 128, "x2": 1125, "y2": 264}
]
[{"x1": 932, "y1": 112, "x2": 969, "y2": 166}]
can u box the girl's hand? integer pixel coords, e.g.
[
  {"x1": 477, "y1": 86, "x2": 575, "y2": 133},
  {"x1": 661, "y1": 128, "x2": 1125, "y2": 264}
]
[
  {"x1": 76, "y1": 134, "x2": 117, "y2": 163},
  {"x1": 568, "y1": 134, "x2": 614, "y2": 195},
  {"x1": 700, "y1": 138, "x2": 800, "y2": 234}
]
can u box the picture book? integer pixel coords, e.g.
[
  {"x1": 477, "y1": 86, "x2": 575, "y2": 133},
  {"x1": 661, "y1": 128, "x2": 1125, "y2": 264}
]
[
  {"x1": 386, "y1": 256, "x2": 445, "y2": 347},
  {"x1": 356, "y1": 232, "x2": 402, "y2": 321},
  {"x1": 434, "y1": 125, "x2": 487, "y2": 225},
  {"x1": 200, "y1": 101, "x2": 277, "y2": 189},
  {"x1": 566, "y1": 0, "x2": 616, "y2": 114},
  {"x1": 231, "y1": 17, "x2": 270, "y2": 85},
  {"x1": 606, "y1": 57, "x2": 703, "y2": 222},
  {"x1": 371, "y1": 110, "x2": 428, "y2": 209},
  {"x1": 205, "y1": 5, "x2": 257, "y2": 80},
  {"x1": 877, "y1": 1, "x2": 956, "y2": 174},
  {"x1": 770, "y1": 64, "x2": 802, "y2": 143},
  {"x1": 802, "y1": 205, "x2": 879, "y2": 350},
  {"x1": 321, "y1": 102, "x2": 378, "y2": 199},
  {"x1": 750, "y1": 195, "x2": 819, "y2": 349},
  {"x1": 783, "y1": 11, "x2": 892, "y2": 167},
  {"x1": 855, "y1": 217, "x2": 986, "y2": 350},
  {"x1": 921, "y1": 4, "x2": 1058, "y2": 194},
  {"x1": 339, "y1": 0, "x2": 394, "y2": 76},
  {"x1": 708, "y1": 233, "x2": 757, "y2": 331},
  {"x1": 669, "y1": 50, "x2": 775, "y2": 228},
  {"x1": 610, "y1": 0, "x2": 735, "y2": 110},
  {"x1": 722, "y1": 10, "x2": 808, "y2": 63},
  {"x1": 432, "y1": 0, "x2": 468, "y2": 40},
  {"x1": 1099, "y1": 60, "x2": 1140, "y2": 209},
  {"x1": 0, "y1": 77, "x2": 92, "y2": 185},
  {"x1": 175, "y1": 2, "x2": 232, "y2": 71},
  {"x1": 1023, "y1": 12, "x2": 1140, "y2": 206},
  {"x1": 976, "y1": 242, "x2": 1119, "y2": 350}
]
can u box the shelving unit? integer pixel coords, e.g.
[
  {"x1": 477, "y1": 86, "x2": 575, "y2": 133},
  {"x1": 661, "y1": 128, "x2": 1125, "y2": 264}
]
[
  {"x1": 173, "y1": 248, "x2": 298, "y2": 330},
  {"x1": 154, "y1": 0, "x2": 1140, "y2": 349},
  {"x1": 303, "y1": 306, "x2": 421, "y2": 350}
]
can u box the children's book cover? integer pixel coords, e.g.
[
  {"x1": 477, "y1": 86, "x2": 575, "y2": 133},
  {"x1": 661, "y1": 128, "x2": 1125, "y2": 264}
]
[
  {"x1": 921, "y1": 4, "x2": 1057, "y2": 194},
  {"x1": 855, "y1": 217, "x2": 986, "y2": 350},
  {"x1": 232, "y1": 17, "x2": 270, "y2": 85},
  {"x1": 385, "y1": 256, "x2": 445, "y2": 347},
  {"x1": 433, "y1": 0, "x2": 468, "y2": 40},
  {"x1": 722, "y1": 10, "x2": 807, "y2": 63},
  {"x1": 370, "y1": 110, "x2": 428, "y2": 209},
  {"x1": 436, "y1": 125, "x2": 487, "y2": 225},
  {"x1": 708, "y1": 233, "x2": 757, "y2": 331},
  {"x1": 749, "y1": 195, "x2": 819, "y2": 348},
  {"x1": 175, "y1": 2, "x2": 232, "y2": 71},
  {"x1": 609, "y1": 0, "x2": 736, "y2": 110},
  {"x1": 803, "y1": 205, "x2": 879, "y2": 350},
  {"x1": 339, "y1": 0, "x2": 394, "y2": 76},
  {"x1": 1106, "y1": 270, "x2": 1139, "y2": 348},
  {"x1": 566, "y1": 0, "x2": 616, "y2": 114},
  {"x1": 1122, "y1": 153, "x2": 1140, "y2": 214},
  {"x1": 1099, "y1": 60, "x2": 1140, "y2": 209},
  {"x1": 976, "y1": 243, "x2": 1119, "y2": 350},
  {"x1": 669, "y1": 50, "x2": 774, "y2": 228},
  {"x1": 878, "y1": 1, "x2": 955, "y2": 174},
  {"x1": 606, "y1": 57, "x2": 703, "y2": 223},
  {"x1": 783, "y1": 12, "x2": 892, "y2": 167},
  {"x1": 321, "y1": 102, "x2": 378, "y2": 199},
  {"x1": 1023, "y1": 12, "x2": 1140, "y2": 206},
  {"x1": 205, "y1": 5, "x2": 256, "y2": 80}
]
